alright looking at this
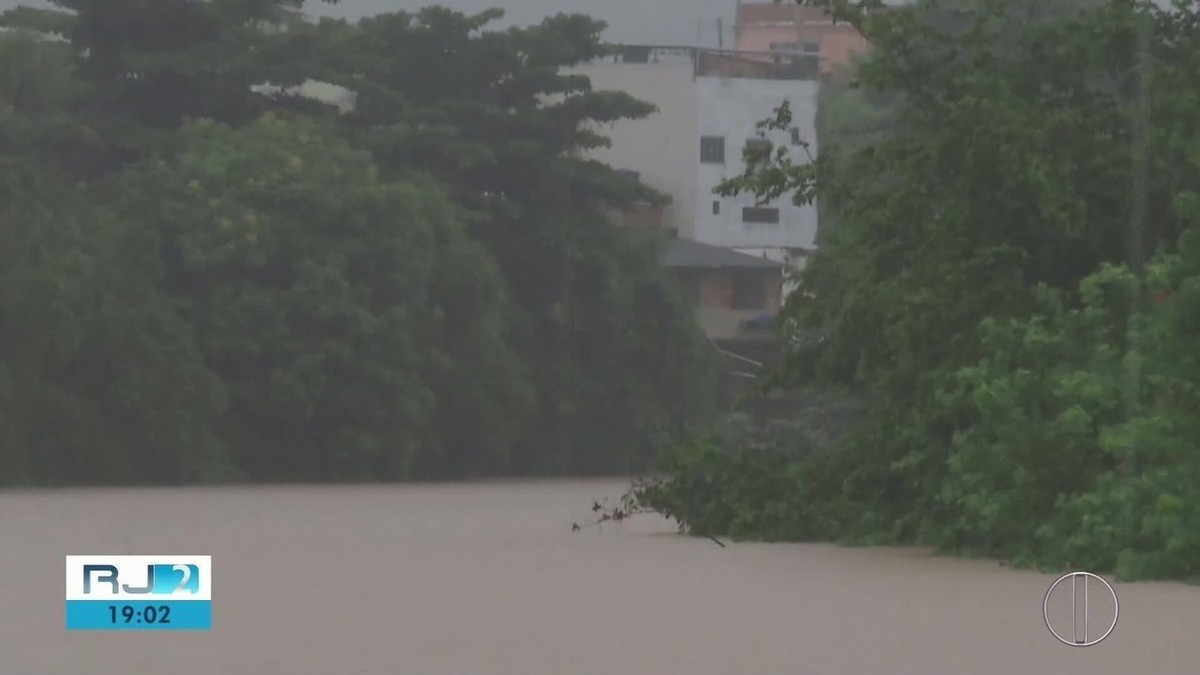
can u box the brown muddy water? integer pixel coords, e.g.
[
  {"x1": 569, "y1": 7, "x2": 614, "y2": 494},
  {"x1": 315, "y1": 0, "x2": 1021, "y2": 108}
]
[{"x1": 3, "y1": 478, "x2": 1199, "y2": 674}]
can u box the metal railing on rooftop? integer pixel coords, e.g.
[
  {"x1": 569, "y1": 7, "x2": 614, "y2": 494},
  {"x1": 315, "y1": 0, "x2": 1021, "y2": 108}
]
[{"x1": 601, "y1": 44, "x2": 821, "y2": 81}]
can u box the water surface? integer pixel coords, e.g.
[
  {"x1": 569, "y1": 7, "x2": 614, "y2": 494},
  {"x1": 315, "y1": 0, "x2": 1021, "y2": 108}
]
[{"x1": 2, "y1": 479, "x2": 1199, "y2": 674}]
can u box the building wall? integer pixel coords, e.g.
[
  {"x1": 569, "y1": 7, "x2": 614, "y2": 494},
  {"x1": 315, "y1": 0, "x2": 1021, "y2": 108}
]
[
  {"x1": 687, "y1": 268, "x2": 783, "y2": 340},
  {"x1": 693, "y1": 76, "x2": 819, "y2": 252},
  {"x1": 734, "y1": 247, "x2": 807, "y2": 297},
  {"x1": 576, "y1": 58, "x2": 699, "y2": 238},
  {"x1": 734, "y1": 25, "x2": 797, "y2": 53},
  {"x1": 690, "y1": 269, "x2": 782, "y2": 312},
  {"x1": 617, "y1": 203, "x2": 666, "y2": 229},
  {"x1": 674, "y1": 268, "x2": 786, "y2": 341},
  {"x1": 733, "y1": 3, "x2": 871, "y2": 75},
  {"x1": 797, "y1": 24, "x2": 871, "y2": 74}
]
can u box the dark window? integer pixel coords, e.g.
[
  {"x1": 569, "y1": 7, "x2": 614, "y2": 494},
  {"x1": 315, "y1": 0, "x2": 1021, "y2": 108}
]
[
  {"x1": 744, "y1": 138, "x2": 771, "y2": 158},
  {"x1": 712, "y1": 200, "x2": 720, "y2": 215},
  {"x1": 790, "y1": 127, "x2": 801, "y2": 145},
  {"x1": 803, "y1": 41, "x2": 819, "y2": 53},
  {"x1": 700, "y1": 136, "x2": 725, "y2": 164},
  {"x1": 616, "y1": 169, "x2": 641, "y2": 182},
  {"x1": 742, "y1": 206, "x2": 780, "y2": 224},
  {"x1": 731, "y1": 273, "x2": 766, "y2": 310}
]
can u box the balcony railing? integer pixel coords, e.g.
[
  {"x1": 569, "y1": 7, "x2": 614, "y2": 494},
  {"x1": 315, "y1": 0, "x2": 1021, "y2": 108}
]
[{"x1": 603, "y1": 45, "x2": 820, "y2": 81}]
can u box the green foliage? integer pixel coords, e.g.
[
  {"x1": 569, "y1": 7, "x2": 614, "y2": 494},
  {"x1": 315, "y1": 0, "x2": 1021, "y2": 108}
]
[
  {"x1": 0, "y1": 5, "x2": 718, "y2": 484},
  {"x1": 110, "y1": 117, "x2": 478, "y2": 480},
  {"x1": 306, "y1": 9, "x2": 717, "y2": 473},
  {"x1": 644, "y1": 0, "x2": 1200, "y2": 580},
  {"x1": 1, "y1": 154, "x2": 231, "y2": 485}
]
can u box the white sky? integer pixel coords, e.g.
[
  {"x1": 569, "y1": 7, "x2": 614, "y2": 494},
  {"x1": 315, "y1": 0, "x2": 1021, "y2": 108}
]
[
  {"x1": 1, "y1": 0, "x2": 736, "y2": 46},
  {"x1": 0, "y1": 0, "x2": 1179, "y2": 48}
]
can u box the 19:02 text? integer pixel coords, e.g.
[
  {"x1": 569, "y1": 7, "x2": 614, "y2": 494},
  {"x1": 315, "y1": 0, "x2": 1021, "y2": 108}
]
[{"x1": 108, "y1": 605, "x2": 172, "y2": 624}]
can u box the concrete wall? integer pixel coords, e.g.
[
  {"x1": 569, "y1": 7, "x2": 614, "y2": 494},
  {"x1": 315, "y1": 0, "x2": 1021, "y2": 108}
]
[
  {"x1": 693, "y1": 76, "x2": 819, "y2": 251},
  {"x1": 797, "y1": 24, "x2": 871, "y2": 75},
  {"x1": 679, "y1": 269, "x2": 779, "y2": 308},
  {"x1": 734, "y1": 25, "x2": 797, "y2": 53},
  {"x1": 576, "y1": 59, "x2": 698, "y2": 238},
  {"x1": 735, "y1": 247, "x2": 807, "y2": 298},
  {"x1": 677, "y1": 268, "x2": 782, "y2": 340},
  {"x1": 733, "y1": 2, "x2": 872, "y2": 75}
]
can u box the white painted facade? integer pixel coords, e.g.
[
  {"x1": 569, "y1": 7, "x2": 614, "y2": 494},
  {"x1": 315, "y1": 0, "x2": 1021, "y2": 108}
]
[
  {"x1": 576, "y1": 49, "x2": 820, "y2": 267},
  {"x1": 577, "y1": 55, "x2": 698, "y2": 238},
  {"x1": 694, "y1": 76, "x2": 819, "y2": 254}
]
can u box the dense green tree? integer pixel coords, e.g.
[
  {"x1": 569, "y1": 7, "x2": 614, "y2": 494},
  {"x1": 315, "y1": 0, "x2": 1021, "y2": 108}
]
[
  {"x1": 103, "y1": 115, "x2": 533, "y2": 481},
  {"x1": 640, "y1": 0, "x2": 1200, "y2": 579},
  {"x1": 1, "y1": 31, "x2": 229, "y2": 485},
  {"x1": 0, "y1": 178, "x2": 234, "y2": 485},
  {"x1": 0, "y1": 4, "x2": 719, "y2": 485},
  {"x1": 307, "y1": 9, "x2": 718, "y2": 473},
  {"x1": 1, "y1": 0, "x2": 342, "y2": 176}
]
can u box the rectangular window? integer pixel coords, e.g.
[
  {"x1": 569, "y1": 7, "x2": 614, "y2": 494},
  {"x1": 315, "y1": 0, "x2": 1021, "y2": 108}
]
[
  {"x1": 742, "y1": 206, "x2": 780, "y2": 224},
  {"x1": 700, "y1": 136, "x2": 725, "y2": 164},
  {"x1": 744, "y1": 138, "x2": 771, "y2": 158},
  {"x1": 731, "y1": 272, "x2": 766, "y2": 310},
  {"x1": 712, "y1": 200, "x2": 720, "y2": 215},
  {"x1": 790, "y1": 127, "x2": 801, "y2": 145}
]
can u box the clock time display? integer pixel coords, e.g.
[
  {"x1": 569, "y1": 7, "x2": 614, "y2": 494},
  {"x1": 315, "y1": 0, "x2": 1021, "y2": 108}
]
[{"x1": 108, "y1": 604, "x2": 172, "y2": 625}]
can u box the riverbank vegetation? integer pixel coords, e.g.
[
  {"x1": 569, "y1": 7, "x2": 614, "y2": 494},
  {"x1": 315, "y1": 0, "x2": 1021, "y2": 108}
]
[
  {"x1": 0, "y1": 2, "x2": 719, "y2": 485},
  {"x1": 633, "y1": 0, "x2": 1200, "y2": 582}
]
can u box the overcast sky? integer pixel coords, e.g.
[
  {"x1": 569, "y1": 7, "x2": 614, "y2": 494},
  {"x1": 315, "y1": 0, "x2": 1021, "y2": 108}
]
[
  {"x1": 0, "y1": 0, "x2": 1176, "y2": 48},
  {"x1": 0, "y1": 0, "x2": 739, "y2": 46}
]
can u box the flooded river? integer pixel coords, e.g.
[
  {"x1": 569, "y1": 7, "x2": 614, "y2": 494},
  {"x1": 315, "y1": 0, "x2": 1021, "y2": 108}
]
[{"x1": 3, "y1": 479, "x2": 1199, "y2": 674}]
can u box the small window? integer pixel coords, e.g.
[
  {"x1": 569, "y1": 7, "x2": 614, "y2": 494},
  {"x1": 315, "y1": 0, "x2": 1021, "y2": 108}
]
[
  {"x1": 700, "y1": 136, "x2": 725, "y2": 164},
  {"x1": 742, "y1": 206, "x2": 780, "y2": 224},
  {"x1": 731, "y1": 272, "x2": 766, "y2": 310},
  {"x1": 712, "y1": 200, "x2": 720, "y2": 215},
  {"x1": 790, "y1": 127, "x2": 801, "y2": 145}
]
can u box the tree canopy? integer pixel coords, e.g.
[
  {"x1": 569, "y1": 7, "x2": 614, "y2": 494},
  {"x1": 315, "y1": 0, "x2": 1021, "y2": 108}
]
[
  {"x1": 639, "y1": 0, "x2": 1200, "y2": 581},
  {"x1": 0, "y1": 2, "x2": 719, "y2": 485}
]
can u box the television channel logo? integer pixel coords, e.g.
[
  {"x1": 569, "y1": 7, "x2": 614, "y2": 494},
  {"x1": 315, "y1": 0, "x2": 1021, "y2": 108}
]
[{"x1": 65, "y1": 555, "x2": 212, "y2": 631}]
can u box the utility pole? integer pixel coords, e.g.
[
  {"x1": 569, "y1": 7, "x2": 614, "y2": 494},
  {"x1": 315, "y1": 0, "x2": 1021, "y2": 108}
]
[{"x1": 716, "y1": 17, "x2": 724, "y2": 48}]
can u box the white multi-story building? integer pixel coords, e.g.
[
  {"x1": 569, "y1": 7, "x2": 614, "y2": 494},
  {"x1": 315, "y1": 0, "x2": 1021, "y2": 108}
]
[
  {"x1": 578, "y1": 50, "x2": 700, "y2": 238},
  {"x1": 693, "y1": 73, "x2": 819, "y2": 261},
  {"x1": 578, "y1": 45, "x2": 820, "y2": 282}
]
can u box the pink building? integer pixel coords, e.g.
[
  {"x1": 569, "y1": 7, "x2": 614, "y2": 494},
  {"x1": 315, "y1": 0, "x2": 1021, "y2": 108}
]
[{"x1": 733, "y1": 1, "x2": 870, "y2": 75}]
